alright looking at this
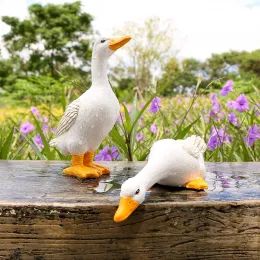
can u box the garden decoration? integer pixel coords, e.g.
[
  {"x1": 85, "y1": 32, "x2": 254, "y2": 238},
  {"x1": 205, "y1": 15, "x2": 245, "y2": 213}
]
[
  {"x1": 50, "y1": 36, "x2": 131, "y2": 178},
  {"x1": 114, "y1": 135, "x2": 208, "y2": 222}
]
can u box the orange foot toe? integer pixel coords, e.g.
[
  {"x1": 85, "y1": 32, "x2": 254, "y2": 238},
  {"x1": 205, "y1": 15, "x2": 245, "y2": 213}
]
[
  {"x1": 89, "y1": 163, "x2": 110, "y2": 176},
  {"x1": 63, "y1": 166, "x2": 99, "y2": 179},
  {"x1": 185, "y1": 177, "x2": 208, "y2": 190}
]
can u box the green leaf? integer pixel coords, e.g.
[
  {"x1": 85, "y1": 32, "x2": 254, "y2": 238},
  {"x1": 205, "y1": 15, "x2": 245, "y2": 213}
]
[
  {"x1": 19, "y1": 131, "x2": 46, "y2": 160},
  {"x1": 233, "y1": 152, "x2": 243, "y2": 162},
  {"x1": 0, "y1": 126, "x2": 14, "y2": 159},
  {"x1": 129, "y1": 73, "x2": 182, "y2": 135},
  {"x1": 11, "y1": 139, "x2": 30, "y2": 160},
  {"x1": 137, "y1": 150, "x2": 150, "y2": 161},
  {"x1": 55, "y1": 148, "x2": 71, "y2": 160},
  {"x1": 61, "y1": 84, "x2": 67, "y2": 113},
  {"x1": 32, "y1": 114, "x2": 53, "y2": 159},
  {"x1": 206, "y1": 150, "x2": 216, "y2": 161},
  {"x1": 109, "y1": 125, "x2": 128, "y2": 156},
  {"x1": 174, "y1": 117, "x2": 201, "y2": 139},
  {"x1": 250, "y1": 109, "x2": 255, "y2": 125},
  {"x1": 228, "y1": 137, "x2": 237, "y2": 161},
  {"x1": 252, "y1": 84, "x2": 259, "y2": 94},
  {"x1": 240, "y1": 139, "x2": 251, "y2": 162},
  {"x1": 130, "y1": 93, "x2": 139, "y2": 151},
  {"x1": 122, "y1": 103, "x2": 131, "y2": 134}
]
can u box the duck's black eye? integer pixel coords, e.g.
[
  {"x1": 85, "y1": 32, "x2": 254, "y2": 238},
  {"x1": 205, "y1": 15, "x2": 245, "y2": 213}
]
[
  {"x1": 101, "y1": 39, "x2": 106, "y2": 43},
  {"x1": 135, "y1": 189, "x2": 140, "y2": 195}
]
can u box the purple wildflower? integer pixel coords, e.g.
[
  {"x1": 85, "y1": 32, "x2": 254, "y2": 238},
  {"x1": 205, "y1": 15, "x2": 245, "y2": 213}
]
[
  {"x1": 136, "y1": 133, "x2": 144, "y2": 142},
  {"x1": 117, "y1": 116, "x2": 122, "y2": 123},
  {"x1": 210, "y1": 94, "x2": 221, "y2": 113},
  {"x1": 43, "y1": 117, "x2": 48, "y2": 123},
  {"x1": 227, "y1": 100, "x2": 238, "y2": 110},
  {"x1": 212, "y1": 99, "x2": 221, "y2": 113},
  {"x1": 219, "y1": 80, "x2": 234, "y2": 96},
  {"x1": 210, "y1": 93, "x2": 217, "y2": 101},
  {"x1": 254, "y1": 108, "x2": 260, "y2": 117},
  {"x1": 228, "y1": 112, "x2": 238, "y2": 125},
  {"x1": 150, "y1": 123, "x2": 157, "y2": 134},
  {"x1": 207, "y1": 134, "x2": 218, "y2": 150},
  {"x1": 95, "y1": 145, "x2": 120, "y2": 161},
  {"x1": 209, "y1": 94, "x2": 221, "y2": 119},
  {"x1": 110, "y1": 146, "x2": 120, "y2": 160},
  {"x1": 236, "y1": 94, "x2": 249, "y2": 112},
  {"x1": 207, "y1": 128, "x2": 231, "y2": 150},
  {"x1": 126, "y1": 104, "x2": 132, "y2": 114},
  {"x1": 209, "y1": 110, "x2": 215, "y2": 118},
  {"x1": 209, "y1": 111, "x2": 224, "y2": 121},
  {"x1": 42, "y1": 124, "x2": 48, "y2": 133},
  {"x1": 150, "y1": 97, "x2": 161, "y2": 113},
  {"x1": 30, "y1": 106, "x2": 41, "y2": 119},
  {"x1": 33, "y1": 134, "x2": 43, "y2": 149},
  {"x1": 31, "y1": 106, "x2": 39, "y2": 115},
  {"x1": 204, "y1": 117, "x2": 210, "y2": 123},
  {"x1": 244, "y1": 124, "x2": 260, "y2": 146},
  {"x1": 20, "y1": 122, "x2": 34, "y2": 135},
  {"x1": 95, "y1": 146, "x2": 112, "y2": 161}
]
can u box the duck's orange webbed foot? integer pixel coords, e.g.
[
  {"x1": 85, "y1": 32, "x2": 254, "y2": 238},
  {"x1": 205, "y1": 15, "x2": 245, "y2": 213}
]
[
  {"x1": 83, "y1": 152, "x2": 110, "y2": 176},
  {"x1": 63, "y1": 155, "x2": 99, "y2": 179},
  {"x1": 185, "y1": 177, "x2": 208, "y2": 190}
]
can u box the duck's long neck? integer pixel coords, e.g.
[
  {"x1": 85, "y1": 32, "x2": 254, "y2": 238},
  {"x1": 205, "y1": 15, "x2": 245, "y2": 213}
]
[
  {"x1": 91, "y1": 54, "x2": 109, "y2": 87},
  {"x1": 134, "y1": 164, "x2": 161, "y2": 190}
]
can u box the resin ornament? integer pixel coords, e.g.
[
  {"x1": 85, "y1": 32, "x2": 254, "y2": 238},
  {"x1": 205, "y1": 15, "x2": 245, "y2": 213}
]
[
  {"x1": 114, "y1": 135, "x2": 208, "y2": 222},
  {"x1": 50, "y1": 36, "x2": 131, "y2": 178}
]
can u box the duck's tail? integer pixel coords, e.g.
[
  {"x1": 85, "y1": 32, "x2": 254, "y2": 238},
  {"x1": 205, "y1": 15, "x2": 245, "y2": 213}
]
[{"x1": 182, "y1": 135, "x2": 207, "y2": 159}]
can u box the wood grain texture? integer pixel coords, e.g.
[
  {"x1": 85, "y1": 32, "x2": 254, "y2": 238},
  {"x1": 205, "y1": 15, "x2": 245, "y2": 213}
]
[{"x1": 0, "y1": 161, "x2": 259, "y2": 260}]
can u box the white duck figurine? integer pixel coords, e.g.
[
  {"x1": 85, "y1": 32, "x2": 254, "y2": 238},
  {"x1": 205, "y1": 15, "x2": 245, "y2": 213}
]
[
  {"x1": 50, "y1": 36, "x2": 131, "y2": 178},
  {"x1": 114, "y1": 135, "x2": 208, "y2": 222}
]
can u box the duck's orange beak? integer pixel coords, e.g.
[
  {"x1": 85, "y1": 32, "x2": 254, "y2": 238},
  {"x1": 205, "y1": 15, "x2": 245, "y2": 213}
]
[
  {"x1": 114, "y1": 196, "x2": 139, "y2": 222},
  {"x1": 109, "y1": 36, "x2": 131, "y2": 51}
]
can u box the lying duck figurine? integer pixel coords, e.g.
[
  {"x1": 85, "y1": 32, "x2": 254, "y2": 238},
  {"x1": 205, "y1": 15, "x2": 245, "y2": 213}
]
[
  {"x1": 50, "y1": 36, "x2": 131, "y2": 178},
  {"x1": 114, "y1": 135, "x2": 208, "y2": 222}
]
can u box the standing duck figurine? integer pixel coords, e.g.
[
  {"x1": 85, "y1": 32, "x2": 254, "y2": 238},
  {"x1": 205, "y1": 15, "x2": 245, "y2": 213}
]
[
  {"x1": 50, "y1": 36, "x2": 131, "y2": 178},
  {"x1": 114, "y1": 135, "x2": 208, "y2": 222}
]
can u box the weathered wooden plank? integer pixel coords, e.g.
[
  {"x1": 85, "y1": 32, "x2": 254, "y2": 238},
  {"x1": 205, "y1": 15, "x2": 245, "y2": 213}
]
[{"x1": 0, "y1": 161, "x2": 259, "y2": 259}]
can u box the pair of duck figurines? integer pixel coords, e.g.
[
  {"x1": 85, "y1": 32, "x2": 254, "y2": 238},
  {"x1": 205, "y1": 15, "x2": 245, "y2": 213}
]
[{"x1": 50, "y1": 36, "x2": 208, "y2": 223}]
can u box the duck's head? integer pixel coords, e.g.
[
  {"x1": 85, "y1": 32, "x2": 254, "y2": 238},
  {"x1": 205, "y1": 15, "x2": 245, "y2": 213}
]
[
  {"x1": 114, "y1": 177, "x2": 146, "y2": 222},
  {"x1": 92, "y1": 36, "x2": 131, "y2": 59}
]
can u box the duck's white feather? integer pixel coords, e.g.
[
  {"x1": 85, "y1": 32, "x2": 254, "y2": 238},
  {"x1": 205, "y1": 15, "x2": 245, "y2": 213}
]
[
  {"x1": 134, "y1": 136, "x2": 207, "y2": 188},
  {"x1": 50, "y1": 87, "x2": 119, "y2": 155},
  {"x1": 181, "y1": 135, "x2": 207, "y2": 159},
  {"x1": 50, "y1": 99, "x2": 80, "y2": 145}
]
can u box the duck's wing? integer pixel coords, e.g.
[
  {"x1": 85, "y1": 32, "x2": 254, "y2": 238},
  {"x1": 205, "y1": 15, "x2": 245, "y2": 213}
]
[
  {"x1": 53, "y1": 99, "x2": 80, "y2": 138},
  {"x1": 181, "y1": 135, "x2": 207, "y2": 159}
]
